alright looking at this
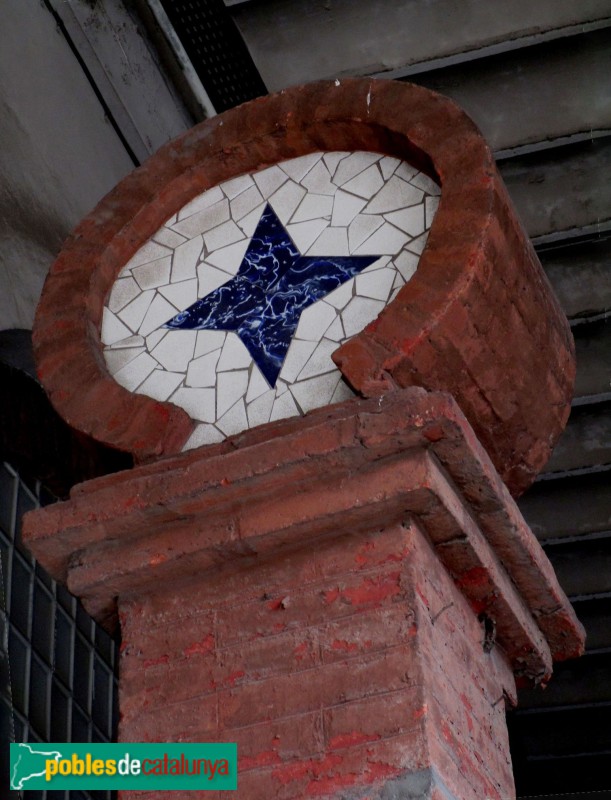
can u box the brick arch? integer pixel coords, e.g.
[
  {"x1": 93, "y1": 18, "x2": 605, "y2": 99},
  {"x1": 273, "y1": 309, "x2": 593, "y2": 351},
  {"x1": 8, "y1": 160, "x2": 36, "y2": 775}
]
[{"x1": 33, "y1": 78, "x2": 574, "y2": 493}]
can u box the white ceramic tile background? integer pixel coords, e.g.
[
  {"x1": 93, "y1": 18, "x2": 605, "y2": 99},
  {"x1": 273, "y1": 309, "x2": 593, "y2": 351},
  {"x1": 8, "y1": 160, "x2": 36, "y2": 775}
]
[{"x1": 102, "y1": 151, "x2": 440, "y2": 449}]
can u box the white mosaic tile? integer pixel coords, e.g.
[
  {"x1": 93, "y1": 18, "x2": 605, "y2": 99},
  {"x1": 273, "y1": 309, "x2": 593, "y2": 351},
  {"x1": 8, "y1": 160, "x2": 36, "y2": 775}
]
[
  {"x1": 297, "y1": 338, "x2": 338, "y2": 381},
  {"x1": 222, "y1": 173, "x2": 254, "y2": 200},
  {"x1": 426, "y1": 196, "x2": 440, "y2": 228},
  {"x1": 348, "y1": 214, "x2": 384, "y2": 252},
  {"x1": 324, "y1": 315, "x2": 345, "y2": 342},
  {"x1": 139, "y1": 294, "x2": 179, "y2": 337},
  {"x1": 217, "y1": 398, "x2": 248, "y2": 436},
  {"x1": 203, "y1": 219, "x2": 244, "y2": 252},
  {"x1": 253, "y1": 165, "x2": 288, "y2": 198},
  {"x1": 324, "y1": 280, "x2": 354, "y2": 310},
  {"x1": 275, "y1": 379, "x2": 290, "y2": 397},
  {"x1": 308, "y1": 226, "x2": 349, "y2": 256},
  {"x1": 145, "y1": 329, "x2": 167, "y2": 351},
  {"x1": 169, "y1": 387, "x2": 216, "y2": 423},
  {"x1": 206, "y1": 240, "x2": 250, "y2": 274},
  {"x1": 301, "y1": 160, "x2": 336, "y2": 196},
  {"x1": 280, "y1": 153, "x2": 322, "y2": 182},
  {"x1": 132, "y1": 256, "x2": 172, "y2": 291},
  {"x1": 281, "y1": 338, "x2": 318, "y2": 383},
  {"x1": 333, "y1": 152, "x2": 381, "y2": 187},
  {"x1": 341, "y1": 164, "x2": 384, "y2": 199},
  {"x1": 291, "y1": 372, "x2": 341, "y2": 414},
  {"x1": 107, "y1": 334, "x2": 145, "y2": 350},
  {"x1": 177, "y1": 186, "x2": 223, "y2": 221},
  {"x1": 247, "y1": 389, "x2": 275, "y2": 428},
  {"x1": 323, "y1": 152, "x2": 347, "y2": 175},
  {"x1": 395, "y1": 250, "x2": 421, "y2": 282},
  {"x1": 195, "y1": 331, "x2": 227, "y2": 358},
  {"x1": 113, "y1": 351, "x2": 157, "y2": 392},
  {"x1": 294, "y1": 301, "x2": 336, "y2": 341},
  {"x1": 138, "y1": 369, "x2": 184, "y2": 402},
  {"x1": 101, "y1": 308, "x2": 132, "y2": 346},
  {"x1": 354, "y1": 222, "x2": 407, "y2": 256},
  {"x1": 356, "y1": 267, "x2": 396, "y2": 302},
  {"x1": 171, "y1": 198, "x2": 230, "y2": 238},
  {"x1": 124, "y1": 241, "x2": 171, "y2": 272},
  {"x1": 380, "y1": 156, "x2": 400, "y2": 180},
  {"x1": 246, "y1": 367, "x2": 271, "y2": 403},
  {"x1": 103, "y1": 150, "x2": 441, "y2": 449},
  {"x1": 269, "y1": 390, "x2": 299, "y2": 422},
  {"x1": 153, "y1": 227, "x2": 187, "y2": 249},
  {"x1": 217, "y1": 368, "x2": 250, "y2": 419},
  {"x1": 331, "y1": 190, "x2": 367, "y2": 227},
  {"x1": 395, "y1": 162, "x2": 418, "y2": 182},
  {"x1": 108, "y1": 276, "x2": 140, "y2": 314},
  {"x1": 216, "y1": 334, "x2": 253, "y2": 371},
  {"x1": 231, "y1": 185, "x2": 264, "y2": 221},
  {"x1": 269, "y1": 180, "x2": 306, "y2": 225},
  {"x1": 197, "y1": 264, "x2": 232, "y2": 297},
  {"x1": 238, "y1": 202, "x2": 267, "y2": 237},
  {"x1": 151, "y1": 330, "x2": 196, "y2": 372},
  {"x1": 341, "y1": 296, "x2": 386, "y2": 338},
  {"x1": 410, "y1": 172, "x2": 441, "y2": 195},
  {"x1": 104, "y1": 346, "x2": 145, "y2": 375},
  {"x1": 117, "y1": 290, "x2": 155, "y2": 333},
  {"x1": 385, "y1": 205, "x2": 425, "y2": 237},
  {"x1": 171, "y1": 236, "x2": 202, "y2": 283},
  {"x1": 186, "y1": 349, "x2": 222, "y2": 388},
  {"x1": 406, "y1": 230, "x2": 430, "y2": 256},
  {"x1": 159, "y1": 279, "x2": 198, "y2": 311},
  {"x1": 286, "y1": 219, "x2": 329, "y2": 253},
  {"x1": 292, "y1": 193, "x2": 333, "y2": 224},
  {"x1": 184, "y1": 424, "x2": 225, "y2": 450},
  {"x1": 330, "y1": 379, "x2": 355, "y2": 404},
  {"x1": 364, "y1": 176, "x2": 423, "y2": 213}
]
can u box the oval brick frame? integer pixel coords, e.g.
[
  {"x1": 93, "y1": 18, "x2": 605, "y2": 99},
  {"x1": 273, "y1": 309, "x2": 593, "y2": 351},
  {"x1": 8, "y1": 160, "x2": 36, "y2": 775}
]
[{"x1": 33, "y1": 78, "x2": 574, "y2": 495}]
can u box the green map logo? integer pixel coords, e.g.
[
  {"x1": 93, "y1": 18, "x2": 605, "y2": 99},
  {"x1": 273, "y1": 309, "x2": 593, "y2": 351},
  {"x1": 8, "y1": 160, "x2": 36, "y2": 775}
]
[{"x1": 9, "y1": 742, "x2": 237, "y2": 791}]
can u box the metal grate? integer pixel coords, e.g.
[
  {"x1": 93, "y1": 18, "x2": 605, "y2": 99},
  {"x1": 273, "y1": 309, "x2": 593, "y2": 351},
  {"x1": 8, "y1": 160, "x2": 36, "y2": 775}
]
[
  {"x1": 0, "y1": 462, "x2": 118, "y2": 800},
  {"x1": 159, "y1": 0, "x2": 267, "y2": 112}
]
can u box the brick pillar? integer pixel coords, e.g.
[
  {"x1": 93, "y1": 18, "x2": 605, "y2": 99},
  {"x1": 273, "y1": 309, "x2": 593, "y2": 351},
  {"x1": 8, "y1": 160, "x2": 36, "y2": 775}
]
[{"x1": 24, "y1": 388, "x2": 584, "y2": 800}]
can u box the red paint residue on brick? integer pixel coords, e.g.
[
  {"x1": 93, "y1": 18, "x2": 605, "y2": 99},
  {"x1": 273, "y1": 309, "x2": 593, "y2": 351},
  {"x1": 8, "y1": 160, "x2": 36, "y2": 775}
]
[
  {"x1": 225, "y1": 670, "x2": 245, "y2": 687},
  {"x1": 142, "y1": 654, "x2": 169, "y2": 668},
  {"x1": 273, "y1": 753, "x2": 343, "y2": 785},
  {"x1": 331, "y1": 639, "x2": 359, "y2": 653},
  {"x1": 413, "y1": 704, "x2": 428, "y2": 720},
  {"x1": 423, "y1": 425, "x2": 445, "y2": 443},
  {"x1": 324, "y1": 588, "x2": 341, "y2": 605},
  {"x1": 183, "y1": 633, "x2": 215, "y2": 658},
  {"x1": 293, "y1": 641, "x2": 310, "y2": 661},
  {"x1": 457, "y1": 567, "x2": 489, "y2": 590},
  {"x1": 341, "y1": 572, "x2": 402, "y2": 606}
]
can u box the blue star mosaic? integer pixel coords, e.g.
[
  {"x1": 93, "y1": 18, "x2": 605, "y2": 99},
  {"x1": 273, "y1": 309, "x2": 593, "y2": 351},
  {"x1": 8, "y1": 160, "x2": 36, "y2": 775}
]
[{"x1": 164, "y1": 203, "x2": 382, "y2": 387}]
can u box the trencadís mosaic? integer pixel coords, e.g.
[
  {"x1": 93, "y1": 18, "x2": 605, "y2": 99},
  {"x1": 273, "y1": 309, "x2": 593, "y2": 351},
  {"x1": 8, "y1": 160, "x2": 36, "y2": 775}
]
[{"x1": 101, "y1": 151, "x2": 440, "y2": 449}]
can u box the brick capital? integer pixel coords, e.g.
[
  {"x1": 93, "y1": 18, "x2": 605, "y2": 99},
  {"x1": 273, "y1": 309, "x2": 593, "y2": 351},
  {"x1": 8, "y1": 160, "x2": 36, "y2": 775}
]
[{"x1": 33, "y1": 79, "x2": 574, "y2": 495}]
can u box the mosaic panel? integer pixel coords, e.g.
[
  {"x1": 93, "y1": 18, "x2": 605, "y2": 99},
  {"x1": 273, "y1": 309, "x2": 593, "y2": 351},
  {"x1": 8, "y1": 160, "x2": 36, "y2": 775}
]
[{"x1": 101, "y1": 151, "x2": 440, "y2": 449}]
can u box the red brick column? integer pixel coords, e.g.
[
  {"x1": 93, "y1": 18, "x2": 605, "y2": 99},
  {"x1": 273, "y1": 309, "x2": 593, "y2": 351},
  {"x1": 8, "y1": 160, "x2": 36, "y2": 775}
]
[{"x1": 23, "y1": 388, "x2": 584, "y2": 800}]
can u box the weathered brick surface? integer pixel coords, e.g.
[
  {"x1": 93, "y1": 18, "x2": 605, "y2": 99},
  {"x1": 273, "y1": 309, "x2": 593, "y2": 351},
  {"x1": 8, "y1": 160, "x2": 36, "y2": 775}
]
[
  {"x1": 32, "y1": 78, "x2": 574, "y2": 495},
  {"x1": 116, "y1": 522, "x2": 515, "y2": 800}
]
